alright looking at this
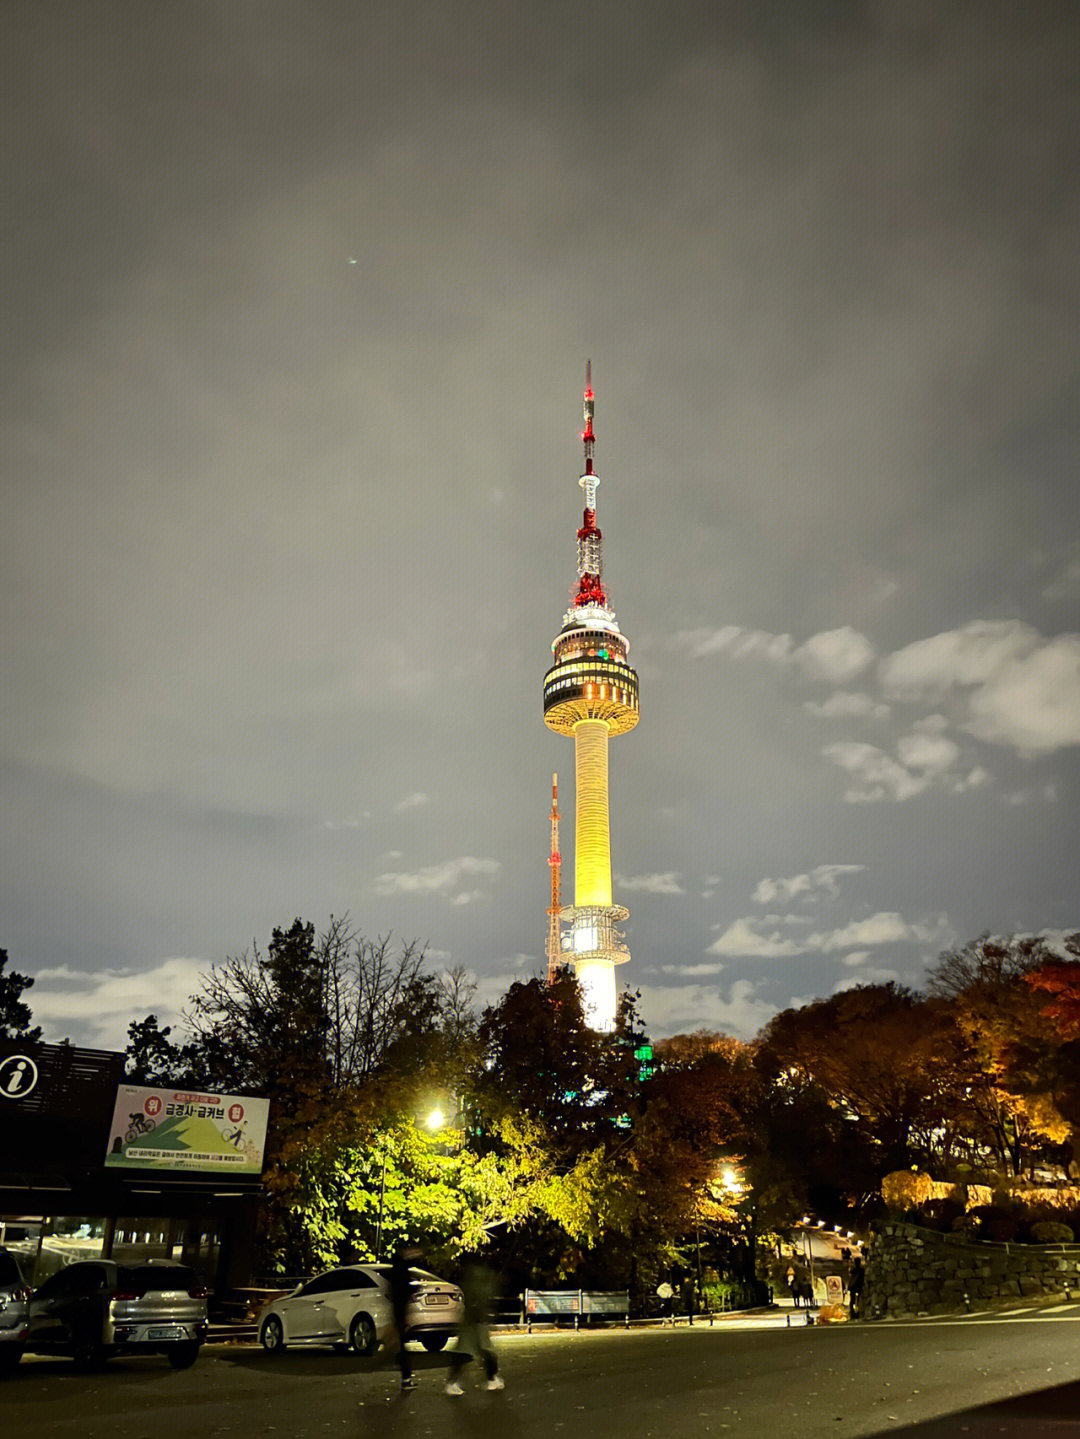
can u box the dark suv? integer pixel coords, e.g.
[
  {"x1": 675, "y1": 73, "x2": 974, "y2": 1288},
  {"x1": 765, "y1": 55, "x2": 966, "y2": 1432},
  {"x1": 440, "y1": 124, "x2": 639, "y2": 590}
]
[
  {"x1": 0, "y1": 1248, "x2": 31, "y2": 1373},
  {"x1": 26, "y1": 1260, "x2": 208, "y2": 1369}
]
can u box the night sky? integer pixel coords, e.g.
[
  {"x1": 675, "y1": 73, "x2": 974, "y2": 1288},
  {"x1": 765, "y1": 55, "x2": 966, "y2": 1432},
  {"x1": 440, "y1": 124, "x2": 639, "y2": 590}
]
[{"x1": 4, "y1": 0, "x2": 1079, "y2": 1050}]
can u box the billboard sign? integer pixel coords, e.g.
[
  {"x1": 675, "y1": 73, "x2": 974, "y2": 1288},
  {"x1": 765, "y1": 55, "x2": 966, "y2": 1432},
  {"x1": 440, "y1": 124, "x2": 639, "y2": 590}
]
[{"x1": 104, "y1": 1085, "x2": 269, "y2": 1174}]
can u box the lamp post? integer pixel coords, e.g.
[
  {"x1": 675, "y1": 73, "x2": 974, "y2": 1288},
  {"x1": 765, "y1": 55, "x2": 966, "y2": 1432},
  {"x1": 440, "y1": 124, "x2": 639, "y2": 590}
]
[{"x1": 374, "y1": 1142, "x2": 390, "y2": 1262}]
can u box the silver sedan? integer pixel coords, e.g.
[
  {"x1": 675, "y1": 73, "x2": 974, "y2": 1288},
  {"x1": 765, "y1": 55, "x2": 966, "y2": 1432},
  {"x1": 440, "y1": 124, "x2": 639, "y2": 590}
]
[{"x1": 258, "y1": 1264, "x2": 463, "y2": 1357}]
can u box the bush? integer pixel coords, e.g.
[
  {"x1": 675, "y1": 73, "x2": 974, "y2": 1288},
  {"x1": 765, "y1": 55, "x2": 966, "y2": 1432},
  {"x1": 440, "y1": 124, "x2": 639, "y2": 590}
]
[
  {"x1": 882, "y1": 1170, "x2": 934, "y2": 1212},
  {"x1": 1030, "y1": 1220, "x2": 1075, "y2": 1244},
  {"x1": 950, "y1": 1213, "x2": 980, "y2": 1239},
  {"x1": 922, "y1": 1198, "x2": 964, "y2": 1232},
  {"x1": 969, "y1": 1205, "x2": 1020, "y2": 1243}
]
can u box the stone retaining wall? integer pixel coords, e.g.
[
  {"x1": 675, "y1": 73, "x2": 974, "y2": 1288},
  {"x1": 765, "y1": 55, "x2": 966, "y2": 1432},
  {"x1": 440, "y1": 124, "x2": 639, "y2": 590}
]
[{"x1": 864, "y1": 1222, "x2": 1080, "y2": 1319}]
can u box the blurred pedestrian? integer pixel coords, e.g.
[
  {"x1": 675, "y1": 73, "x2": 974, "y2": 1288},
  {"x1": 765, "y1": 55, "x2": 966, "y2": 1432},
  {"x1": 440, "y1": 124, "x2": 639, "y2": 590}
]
[
  {"x1": 656, "y1": 1279, "x2": 674, "y2": 1323},
  {"x1": 680, "y1": 1274, "x2": 696, "y2": 1325},
  {"x1": 445, "y1": 1256, "x2": 503, "y2": 1395},
  {"x1": 848, "y1": 1256, "x2": 865, "y2": 1318},
  {"x1": 390, "y1": 1243, "x2": 422, "y2": 1392},
  {"x1": 785, "y1": 1266, "x2": 797, "y2": 1306}
]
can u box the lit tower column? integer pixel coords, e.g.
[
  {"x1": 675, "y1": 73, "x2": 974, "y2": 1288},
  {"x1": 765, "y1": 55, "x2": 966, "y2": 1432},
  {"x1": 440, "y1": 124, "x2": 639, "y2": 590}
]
[{"x1": 542, "y1": 364, "x2": 639, "y2": 1031}]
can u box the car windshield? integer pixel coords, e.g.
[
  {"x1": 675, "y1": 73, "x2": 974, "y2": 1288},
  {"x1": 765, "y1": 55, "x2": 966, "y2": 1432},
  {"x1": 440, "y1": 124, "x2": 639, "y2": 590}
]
[
  {"x1": 116, "y1": 1265, "x2": 199, "y2": 1295},
  {"x1": 0, "y1": 1251, "x2": 23, "y2": 1287}
]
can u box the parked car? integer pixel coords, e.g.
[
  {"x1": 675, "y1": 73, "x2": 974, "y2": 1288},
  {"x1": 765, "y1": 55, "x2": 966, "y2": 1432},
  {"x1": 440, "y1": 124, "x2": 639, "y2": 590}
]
[
  {"x1": 0, "y1": 1248, "x2": 31, "y2": 1373},
  {"x1": 258, "y1": 1263, "x2": 463, "y2": 1357},
  {"x1": 25, "y1": 1260, "x2": 208, "y2": 1370}
]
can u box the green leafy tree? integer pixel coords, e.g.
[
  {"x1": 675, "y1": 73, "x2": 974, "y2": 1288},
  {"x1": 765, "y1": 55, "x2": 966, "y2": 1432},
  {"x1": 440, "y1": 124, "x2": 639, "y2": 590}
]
[
  {"x1": 462, "y1": 974, "x2": 647, "y2": 1282},
  {"x1": 0, "y1": 950, "x2": 41, "y2": 1042}
]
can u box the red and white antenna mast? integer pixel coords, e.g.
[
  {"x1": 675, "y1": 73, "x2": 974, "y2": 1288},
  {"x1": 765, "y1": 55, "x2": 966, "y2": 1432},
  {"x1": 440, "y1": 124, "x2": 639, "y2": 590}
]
[
  {"x1": 573, "y1": 359, "x2": 607, "y2": 609},
  {"x1": 546, "y1": 773, "x2": 563, "y2": 984}
]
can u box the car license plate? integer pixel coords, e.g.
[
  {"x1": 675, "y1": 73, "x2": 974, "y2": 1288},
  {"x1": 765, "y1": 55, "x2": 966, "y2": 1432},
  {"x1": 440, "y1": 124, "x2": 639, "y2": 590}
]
[
  {"x1": 425, "y1": 1294, "x2": 449, "y2": 1306},
  {"x1": 148, "y1": 1325, "x2": 185, "y2": 1340}
]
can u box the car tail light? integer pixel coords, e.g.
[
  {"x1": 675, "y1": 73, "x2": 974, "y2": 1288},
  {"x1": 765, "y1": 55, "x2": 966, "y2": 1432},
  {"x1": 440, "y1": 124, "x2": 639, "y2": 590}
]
[
  {"x1": 189, "y1": 1287, "x2": 210, "y2": 1299},
  {"x1": 112, "y1": 1291, "x2": 139, "y2": 1302}
]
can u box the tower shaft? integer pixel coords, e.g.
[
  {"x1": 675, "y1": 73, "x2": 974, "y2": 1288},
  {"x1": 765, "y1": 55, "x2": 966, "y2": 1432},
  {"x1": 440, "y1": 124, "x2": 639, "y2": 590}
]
[{"x1": 574, "y1": 720, "x2": 612, "y2": 908}]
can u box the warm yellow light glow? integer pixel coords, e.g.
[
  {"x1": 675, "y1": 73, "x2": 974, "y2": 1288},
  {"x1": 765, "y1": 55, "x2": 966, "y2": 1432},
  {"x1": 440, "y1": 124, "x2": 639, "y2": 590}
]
[
  {"x1": 575, "y1": 960, "x2": 617, "y2": 1034},
  {"x1": 424, "y1": 1108, "x2": 445, "y2": 1131},
  {"x1": 574, "y1": 719, "x2": 611, "y2": 907},
  {"x1": 720, "y1": 1166, "x2": 742, "y2": 1193}
]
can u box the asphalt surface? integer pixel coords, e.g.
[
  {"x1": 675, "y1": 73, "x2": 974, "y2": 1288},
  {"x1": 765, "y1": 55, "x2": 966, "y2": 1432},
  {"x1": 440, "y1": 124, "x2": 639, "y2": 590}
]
[{"x1": 5, "y1": 1306, "x2": 1080, "y2": 1438}]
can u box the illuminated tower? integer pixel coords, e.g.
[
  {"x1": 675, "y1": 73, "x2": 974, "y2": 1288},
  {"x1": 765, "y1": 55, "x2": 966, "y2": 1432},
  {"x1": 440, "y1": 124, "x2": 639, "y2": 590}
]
[
  {"x1": 542, "y1": 364, "x2": 640, "y2": 1031},
  {"x1": 546, "y1": 774, "x2": 563, "y2": 986}
]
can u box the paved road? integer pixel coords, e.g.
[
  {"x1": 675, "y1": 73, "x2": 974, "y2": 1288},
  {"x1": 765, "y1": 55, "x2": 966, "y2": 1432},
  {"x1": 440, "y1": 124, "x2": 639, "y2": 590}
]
[{"x1": 6, "y1": 1308, "x2": 1080, "y2": 1439}]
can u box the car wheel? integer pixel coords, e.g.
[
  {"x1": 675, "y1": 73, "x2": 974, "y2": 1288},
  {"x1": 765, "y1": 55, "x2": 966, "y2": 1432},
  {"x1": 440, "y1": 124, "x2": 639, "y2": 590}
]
[
  {"x1": 0, "y1": 1347, "x2": 22, "y2": 1374},
  {"x1": 166, "y1": 1341, "x2": 200, "y2": 1370},
  {"x1": 349, "y1": 1313, "x2": 378, "y2": 1357},
  {"x1": 420, "y1": 1335, "x2": 447, "y2": 1353},
  {"x1": 260, "y1": 1316, "x2": 286, "y2": 1354}
]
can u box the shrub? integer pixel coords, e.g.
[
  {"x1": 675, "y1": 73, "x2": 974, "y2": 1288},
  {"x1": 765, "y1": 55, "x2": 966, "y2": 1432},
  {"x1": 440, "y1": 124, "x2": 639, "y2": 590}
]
[
  {"x1": 969, "y1": 1205, "x2": 1019, "y2": 1243},
  {"x1": 1030, "y1": 1220, "x2": 1075, "y2": 1244},
  {"x1": 882, "y1": 1170, "x2": 934, "y2": 1212},
  {"x1": 922, "y1": 1198, "x2": 964, "y2": 1232}
]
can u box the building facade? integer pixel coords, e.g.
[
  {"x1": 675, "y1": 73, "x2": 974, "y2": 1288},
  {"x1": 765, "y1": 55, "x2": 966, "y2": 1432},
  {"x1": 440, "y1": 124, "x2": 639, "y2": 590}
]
[{"x1": 0, "y1": 1038, "x2": 264, "y2": 1295}]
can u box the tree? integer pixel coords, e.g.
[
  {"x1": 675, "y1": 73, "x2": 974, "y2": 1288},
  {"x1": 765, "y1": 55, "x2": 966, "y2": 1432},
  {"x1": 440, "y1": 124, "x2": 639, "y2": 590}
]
[
  {"x1": 470, "y1": 974, "x2": 644, "y2": 1147},
  {"x1": 929, "y1": 936, "x2": 1075, "y2": 1178},
  {"x1": 123, "y1": 1014, "x2": 199, "y2": 1086},
  {"x1": 179, "y1": 917, "x2": 483, "y2": 1273},
  {"x1": 759, "y1": 984, "x2": 955, "y2": 1179},
  {"x1": 1026, "y1": 937, "x2": 1080, "y2": 1039},
  {"x1": 0, "y1": 950, "x2": 41, "y2": 1042},
  {"x1": 461, "y1": 975, "x2": 648, "y2": 1283}
]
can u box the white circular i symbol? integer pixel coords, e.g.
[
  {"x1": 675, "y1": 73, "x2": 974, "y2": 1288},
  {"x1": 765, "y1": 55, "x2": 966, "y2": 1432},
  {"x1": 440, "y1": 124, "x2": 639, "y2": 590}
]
[{"x1": 0, "y1": 1055, "x2": 39, "y2": 1099}]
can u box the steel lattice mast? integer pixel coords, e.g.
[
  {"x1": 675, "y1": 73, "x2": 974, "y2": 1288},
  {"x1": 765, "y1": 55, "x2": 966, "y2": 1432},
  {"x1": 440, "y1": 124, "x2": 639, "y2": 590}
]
[{"x1": 542, "y1": 363, "x2": 640, "y2": 1030}]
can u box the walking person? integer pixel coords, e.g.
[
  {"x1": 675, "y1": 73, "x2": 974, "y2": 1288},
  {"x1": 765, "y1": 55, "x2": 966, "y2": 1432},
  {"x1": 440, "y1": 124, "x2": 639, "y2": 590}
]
[
  {"x1": 445, "y1": 1256, "x2": 503, "y2": 1395},
  {"x1": 788, "y1": 1266, "x2": 805, "y2": 1312},
  {"x1": 848, "y1": 1256, "x2": 865, "y2": 1319},
  {"x1": 390, "y1": 1243, "x2": 422, "y2": 1392},
  {"x1": 680, "y1": 1273, "x2": 696, "y2": 1326}
]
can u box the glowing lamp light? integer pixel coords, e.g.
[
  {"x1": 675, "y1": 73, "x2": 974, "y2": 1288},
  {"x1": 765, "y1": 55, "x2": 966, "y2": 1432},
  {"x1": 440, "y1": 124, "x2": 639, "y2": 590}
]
[{"x1": 424, "y1": 1108, "x2": 445, "y2": 1131}]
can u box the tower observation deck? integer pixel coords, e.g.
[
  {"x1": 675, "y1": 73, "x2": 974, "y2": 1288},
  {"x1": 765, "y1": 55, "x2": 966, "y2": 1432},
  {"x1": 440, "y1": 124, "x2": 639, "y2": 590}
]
[{"x1": 542, "y1": 364, "x2": 639, "y2": 1031}]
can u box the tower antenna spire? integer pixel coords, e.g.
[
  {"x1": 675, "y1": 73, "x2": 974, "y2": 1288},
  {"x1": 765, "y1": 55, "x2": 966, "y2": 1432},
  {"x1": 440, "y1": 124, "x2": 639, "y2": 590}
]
[{"x1": 574, "y1": 360, "x2": 605, "y2": 608}]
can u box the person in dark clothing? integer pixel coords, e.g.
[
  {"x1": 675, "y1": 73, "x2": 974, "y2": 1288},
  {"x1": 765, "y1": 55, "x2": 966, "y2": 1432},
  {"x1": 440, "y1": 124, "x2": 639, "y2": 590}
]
[
  {"x1": 445, "y1": 1257, "x2": 503, "y2": 1394},
  {"x1": 390, "y1": 1244, "x2": 421, "y2": 1391},
  {"x1": 680, "y1": 1274, "x2": 696, "y2": 1325},
  {"x1": 848, "y1": 1257, "x2": 865, "y2": 1318}
]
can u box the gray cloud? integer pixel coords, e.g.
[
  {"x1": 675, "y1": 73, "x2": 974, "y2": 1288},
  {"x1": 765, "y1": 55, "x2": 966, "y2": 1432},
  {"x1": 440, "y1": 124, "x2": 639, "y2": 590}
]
[{"x1": 3, "y1": 0, "x2": 1078, "y2": 1046}]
